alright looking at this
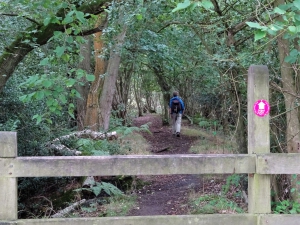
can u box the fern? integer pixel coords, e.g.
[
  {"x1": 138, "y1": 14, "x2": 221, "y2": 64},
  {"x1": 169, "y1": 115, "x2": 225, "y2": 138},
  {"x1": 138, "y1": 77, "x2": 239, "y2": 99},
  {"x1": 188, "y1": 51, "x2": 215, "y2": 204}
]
[
  {"x1": 114, "y1": 123, "x2": 151, "y2": 137},
  {"x1": 74, "y1": 181, "x2": 123, "y2": 197},
  {"x1": 99, "y1": 182, "x2": 123, "y2": 196}
]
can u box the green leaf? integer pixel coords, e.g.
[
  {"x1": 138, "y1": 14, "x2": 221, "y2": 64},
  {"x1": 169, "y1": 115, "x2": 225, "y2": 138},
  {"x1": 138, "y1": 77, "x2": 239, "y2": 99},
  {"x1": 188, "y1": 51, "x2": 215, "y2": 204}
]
[
  {"x1": 32, "y1": 114, "x2": 42, "y2": 124},
  {"x1": 295, "y1": 14, "x2": 300, "y2": 21},
  {"x1": 75, "y1": 11, "x2": 85, "y2": 23},
  {"x1": 61, "y1": 54, "x2": 70, "y2": 62},
  {"x1": 172, "y1": 0, "x2": 191, "y2": 12},
  {"x1": 76, "y1": 69, "x2": 85, "y2": 79},
  {"x1": 66, "y1": 36, "x2": 73, "y2": 43},
  {"x1": 43, "y1": 17, "x2": 51, "y2": 26},
  {"x1": 285, "y1": 56, "x2": 297, "y2": 64},
  {"x1": 269, "y1": 24, "x2": 283, "y2": 32},
  {"x1": 44, "y1": 90, "x2": 52, "y2": 96},
  {"x1": 46, "y1": 98, "x2": 54, "y2": 107},
  {"x1": 136, "y1": 14, "x2": 143, "y2": 20},
  {"x1": 36, "y1": 91, "x2": 45, "y2": 100},
  {"x1": 201, "y1": 0, "x2": 214, "y2": 10},
  {"x1": 190, "y1": 2, "x2": 198, "y2": 11},
  {"x1": 66, "y1": 78, "x2": 76, "y2": 87},
  {"x1": 59, "y1": 94, "x2": 67, "y2": 104},
  {"x1": 86, "y1": 74, "x2": 95, "y2": 81},
  {"x1": 254, "y1": 30, "x2": 267, "y2": 41},
  {"x1": 62, "y1": 15, "x2": 73, "y2": 24},
  {"x1": 274, "y1": 7, "x2": 286, "y2": 15},
  {"x1": 91, "y1": 185, "x2": 102, "y2": 196},
  {"x1": 288, "y1": 26, "x2": 297, "y2": 33},
  {"x1": 289, "y1": 208, "x2": 298, "y2": 214},
  {"x1": 39, "y1": 58, "x2": 49, "y2": 66},
  {"x1": 53, "y1": 31, "x2": 63, "y2": 39},
  {"x1": 294, "y1": 0, "x2": 300, "y2": 9},
  {"x1": 19, "y1": 95, "x2": 27, "y2": 102},
  {"x1": 54, "y1": 46, "x2": 65, "y2": 57},
  {"x1": 42, "y1": 80, "x2": 52, "y2": 88},
  {"x1": 246, "y1": 22, "x2": 264, "y2": 29}
]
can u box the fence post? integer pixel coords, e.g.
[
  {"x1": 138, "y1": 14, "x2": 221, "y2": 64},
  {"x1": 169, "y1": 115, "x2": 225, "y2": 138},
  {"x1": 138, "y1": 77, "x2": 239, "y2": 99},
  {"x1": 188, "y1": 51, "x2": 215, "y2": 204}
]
[
  {"x1": 0, "y1": 132, "x2": 18, "y2": 220},
  {"x1": 247, "y1": 65, "x2": 271, "y2": 214}
]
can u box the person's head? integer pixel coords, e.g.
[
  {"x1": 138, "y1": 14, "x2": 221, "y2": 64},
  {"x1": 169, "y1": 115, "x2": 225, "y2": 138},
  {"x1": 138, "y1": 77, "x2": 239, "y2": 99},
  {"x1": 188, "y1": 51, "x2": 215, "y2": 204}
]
[{"x1": 173, "y1": 91, "x2": 178, "y2": 97}]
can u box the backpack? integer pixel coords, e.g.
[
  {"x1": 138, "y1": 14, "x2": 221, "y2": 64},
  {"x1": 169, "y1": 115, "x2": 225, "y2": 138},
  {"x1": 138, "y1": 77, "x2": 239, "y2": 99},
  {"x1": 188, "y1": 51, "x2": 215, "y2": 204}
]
[{"x1": 171, "y1": 98, "x2": 182, "y2": 113}]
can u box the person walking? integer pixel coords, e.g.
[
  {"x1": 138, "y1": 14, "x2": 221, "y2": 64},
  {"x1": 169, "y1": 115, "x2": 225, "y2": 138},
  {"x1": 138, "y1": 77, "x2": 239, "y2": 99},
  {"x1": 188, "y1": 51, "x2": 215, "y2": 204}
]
[{"x1": 169, "y1": 91, "x2": 185, "y2": 137}]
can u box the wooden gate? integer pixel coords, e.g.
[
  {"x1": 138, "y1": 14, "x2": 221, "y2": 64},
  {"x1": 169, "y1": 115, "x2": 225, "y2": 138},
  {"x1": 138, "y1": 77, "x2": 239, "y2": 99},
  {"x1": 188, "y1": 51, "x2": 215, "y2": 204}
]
[{"x1": 1, "y1": 65, "x2": 300, "y2": 225}]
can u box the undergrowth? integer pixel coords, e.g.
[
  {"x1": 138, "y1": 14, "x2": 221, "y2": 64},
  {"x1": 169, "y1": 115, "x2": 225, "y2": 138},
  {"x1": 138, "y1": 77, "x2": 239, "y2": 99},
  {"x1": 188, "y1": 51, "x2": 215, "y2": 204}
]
[{"x1": 189, "y1": 194, "x2": 244, "y2": 214}]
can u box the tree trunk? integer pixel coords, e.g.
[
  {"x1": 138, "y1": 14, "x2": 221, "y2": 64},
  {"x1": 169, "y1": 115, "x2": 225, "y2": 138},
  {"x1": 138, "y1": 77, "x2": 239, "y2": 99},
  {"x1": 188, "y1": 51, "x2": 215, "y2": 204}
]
[
  {"x1": 151, "y1": 64, "x2": 171, "y2": 124},
  {"x1": 77, "y1": 36, "x2": 92, "y2": 130},
  {"x1": 133, "y1": 75, "x2": 143, "y2": 117},
  {"x1": 99, "y1": 27, "x2": 127, "y2": 131},
  {"x1": 112, "y1": 63, "x2": 134, "y2": 124},
  {"x1": 275, "y1": 0, "x2": 300, "y2": 202},
  {"x1": 84, "y1": 15, "x2": 107, "y2": 131}
]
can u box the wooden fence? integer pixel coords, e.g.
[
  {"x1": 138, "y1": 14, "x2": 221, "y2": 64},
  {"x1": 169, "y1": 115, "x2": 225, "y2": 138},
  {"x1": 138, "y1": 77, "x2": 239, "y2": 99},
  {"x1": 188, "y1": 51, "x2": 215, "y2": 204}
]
[{"x1": 1, "y1": 65, "x2": 299, "y2": 225}]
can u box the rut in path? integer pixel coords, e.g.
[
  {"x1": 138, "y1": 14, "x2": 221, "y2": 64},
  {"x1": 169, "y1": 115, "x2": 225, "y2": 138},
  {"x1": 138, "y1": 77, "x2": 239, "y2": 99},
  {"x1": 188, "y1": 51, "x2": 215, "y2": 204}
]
[{"x1": 128, "y1": 114, "x2": 202, "y2": 216}]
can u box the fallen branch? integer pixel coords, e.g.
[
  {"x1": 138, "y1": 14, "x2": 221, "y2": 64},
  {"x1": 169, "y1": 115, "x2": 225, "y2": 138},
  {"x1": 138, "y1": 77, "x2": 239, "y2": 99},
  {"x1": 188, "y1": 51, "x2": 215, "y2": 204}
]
[
  {"x1": 242, "y1": 190, "x2": 248, "y2": 204},
  {"x1": 46, "y1": 130, "x2": 118, "y2": 156},
  {"x1": 51, "y1": 199, "x2": 86, "y2": 218},
  {"x1": 45, "y1": 143, "x2": 82, "y2": 156},
  {"x1": 53, "y1": 130, "x2": 118, "y2": 141},
  {"x1": 154, "y1": 146, "x2": 170, "y2": 153},
  {"x1": 153, "y1": 130, "x2": 162, "y2": 133}
]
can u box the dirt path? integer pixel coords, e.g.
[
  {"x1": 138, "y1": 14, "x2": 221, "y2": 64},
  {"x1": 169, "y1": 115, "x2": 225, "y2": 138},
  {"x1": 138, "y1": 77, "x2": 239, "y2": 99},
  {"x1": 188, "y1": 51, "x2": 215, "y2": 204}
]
[{"x1": 129, "y1": 114, "x2": 202, "y2": 216}]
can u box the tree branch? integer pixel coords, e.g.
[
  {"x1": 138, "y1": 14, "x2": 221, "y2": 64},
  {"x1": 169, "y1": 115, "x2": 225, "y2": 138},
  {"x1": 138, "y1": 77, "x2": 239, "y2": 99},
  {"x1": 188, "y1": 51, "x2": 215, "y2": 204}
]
[
  {"x1": 1, "y1": 13, "x2": 40, "y2": 25},
  {"x1": 77, "y1": 25, "x2": 105, "y2": 36}
]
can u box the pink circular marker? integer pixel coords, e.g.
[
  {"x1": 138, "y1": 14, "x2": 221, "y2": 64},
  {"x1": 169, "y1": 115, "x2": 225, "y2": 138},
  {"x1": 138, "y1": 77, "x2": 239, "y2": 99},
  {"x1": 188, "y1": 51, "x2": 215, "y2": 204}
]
[{"x1": 253, "y1": 99, "x2": 270, "y2": 117}]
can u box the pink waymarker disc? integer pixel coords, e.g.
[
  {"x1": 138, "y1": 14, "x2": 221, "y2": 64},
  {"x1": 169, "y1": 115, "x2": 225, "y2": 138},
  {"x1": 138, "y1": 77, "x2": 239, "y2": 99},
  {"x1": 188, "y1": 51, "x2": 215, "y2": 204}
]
[{"x1": 253, "y1": 99, "x2": 270, "y2": 117}]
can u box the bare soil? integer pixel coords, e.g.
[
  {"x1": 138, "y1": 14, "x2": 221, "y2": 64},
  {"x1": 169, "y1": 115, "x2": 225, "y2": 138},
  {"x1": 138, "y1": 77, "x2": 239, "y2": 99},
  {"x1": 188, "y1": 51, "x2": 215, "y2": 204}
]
[{"x1": 128, "y1": 114, "x2": 203, "y2": 216}]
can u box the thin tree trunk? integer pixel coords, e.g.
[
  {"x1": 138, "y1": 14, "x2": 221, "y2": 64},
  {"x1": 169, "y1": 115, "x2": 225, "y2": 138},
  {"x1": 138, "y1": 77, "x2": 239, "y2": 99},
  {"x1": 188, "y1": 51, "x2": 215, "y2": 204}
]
[
  {"x1": 99, "y1": 27, "x2": 127, "y2": 130},
  {"x1": 275, "y1": 0, "x2": 300, "y2": 202},
  {"x1": 112, "y1": 63, "x2": 134, "y2": 123},
  {"x1": 151, "y1": 64, "x2": 171, "y2": 124},
  {"x1": 77, "y1": 36, "x2": 92, "y2": 130},
  {"x1": 133, "y1": 75, "x2": 143, "y2": 117}
]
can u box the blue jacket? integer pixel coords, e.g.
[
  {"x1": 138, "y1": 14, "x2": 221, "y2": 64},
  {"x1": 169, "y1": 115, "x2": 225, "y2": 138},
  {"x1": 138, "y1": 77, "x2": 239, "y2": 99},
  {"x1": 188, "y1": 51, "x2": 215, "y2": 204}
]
[{"x1": 169, "y1": 96, "x2": 185, "y2": 114}]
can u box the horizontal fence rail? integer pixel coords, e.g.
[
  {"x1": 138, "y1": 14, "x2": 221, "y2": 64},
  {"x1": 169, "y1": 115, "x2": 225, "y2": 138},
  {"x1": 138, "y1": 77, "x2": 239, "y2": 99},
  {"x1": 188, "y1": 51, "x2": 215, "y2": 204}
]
[
  {"x1": 257, "y1": 153, "x2": 300, "y2": 174},
  {"x1": 1, "y1": 214, "x2": 300, "y2": 225},
  {"x1": 1, "y1": 153, "x2": 300, "y2": 178},
  {"x1": 0, "y1": 154, "x2": 255, "y2": 177}
]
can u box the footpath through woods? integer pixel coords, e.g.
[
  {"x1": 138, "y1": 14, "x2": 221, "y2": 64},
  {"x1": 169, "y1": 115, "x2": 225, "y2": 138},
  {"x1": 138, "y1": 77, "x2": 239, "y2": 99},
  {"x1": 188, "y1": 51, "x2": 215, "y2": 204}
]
[{"x1": 128, "y1": 114, "x2": 202, "y2": 216}]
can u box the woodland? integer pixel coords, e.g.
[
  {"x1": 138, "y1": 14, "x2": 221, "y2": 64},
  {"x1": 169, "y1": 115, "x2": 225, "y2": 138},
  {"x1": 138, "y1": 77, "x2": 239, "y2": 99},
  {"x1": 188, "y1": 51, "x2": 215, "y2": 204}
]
[{"x1": 1, "y1": 0, "x2": 300, "y2": 218}]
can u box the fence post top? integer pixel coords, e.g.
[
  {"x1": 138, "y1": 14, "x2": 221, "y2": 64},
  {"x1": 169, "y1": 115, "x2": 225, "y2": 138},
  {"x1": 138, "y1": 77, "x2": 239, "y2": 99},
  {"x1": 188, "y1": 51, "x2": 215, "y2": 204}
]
[{"x1": 0, "y1": 132, "x2": 17, "y2": 157}]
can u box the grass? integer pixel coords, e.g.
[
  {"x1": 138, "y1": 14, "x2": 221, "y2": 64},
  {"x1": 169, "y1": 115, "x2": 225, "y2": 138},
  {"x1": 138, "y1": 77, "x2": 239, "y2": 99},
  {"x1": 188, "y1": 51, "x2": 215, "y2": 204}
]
[
  {"x1": 98, "y1": 195, "x2": 137, "y2": 217},
  {"x1": 120, "y1": 132, "x2": 151, "y2": 155},
  {"x1": 188, "y1": 194, "x2": 244, "y2": 214},
  {"x1": 181, "y1": 126, "x2": 237, "y2": 154},
  {"x1": 68, "y1": 195, "x2": 137, "y2": 218}
]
